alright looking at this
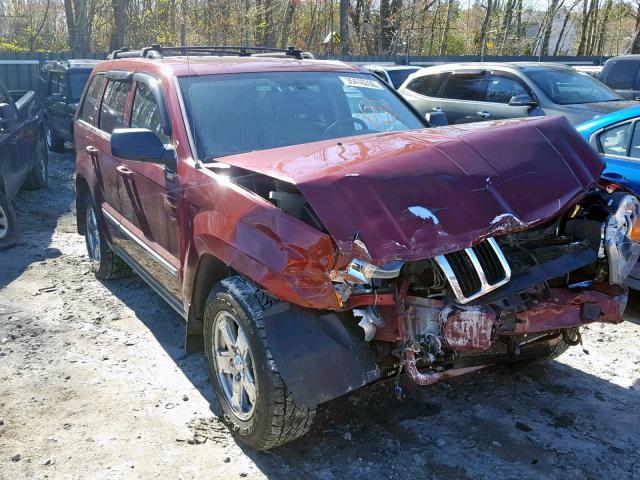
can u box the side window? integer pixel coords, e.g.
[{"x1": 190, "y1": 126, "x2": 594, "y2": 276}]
[
  {"x1": 99, "y1": 80, "x2": 130, "y2": 134},
  {"x1": 406, "y1": 73, "x2": 449, "y2": 97},
  {"x1": 78, "y1": 74, "x2": 106, "y2": 126},
  {"x1": 599, "y1": 122, "x2": 632, "y2": 156},
  {"x1": 48, "y1": 73, "x2": 60, "y2": 96},
  {"x1": 484, "y1": 74, "x2": 529, "y2": 104},
  {"x1": 630, "y1": 122, "x2": 640, "y2": 159},
  {"x1": 370, "y1": 70, "x2": 388, "y2": 84},
  {"x1": 605, "y1": 62, "x2": 640, "y2": 90},
  {"x1": 58, "y1": 74, "x2": 67, "y2": 97},
  {"x1": 130, "y1": 82, "x2": 170, "y2": 144},
  {"x1": 442, "y1": 72, "x2": 485, "y2": 101}
]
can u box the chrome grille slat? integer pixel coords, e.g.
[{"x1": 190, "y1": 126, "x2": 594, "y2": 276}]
[{"x1": 435, "y1": 238, "x2": 511, "y2": 304}]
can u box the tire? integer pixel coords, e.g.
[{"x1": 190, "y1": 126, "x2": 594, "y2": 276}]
[
  {"x1": 46, "y1": 123, "x2": 65, "y2": 152},
  {"x1": 23, "y1": 138, "x2": 49, "y2": 191},
  {"x1": 204, "y1": 276, "x2": 316, "y2": 450},
  {"x1": 83, "y1": 191, "x2": 130, "y2": 280},
  {"x1": 510, "y1": 328, "x2": 577, "y2": 366},
  {"x1": 0, "y1": 193, "x2": 18, "y2": 250}
]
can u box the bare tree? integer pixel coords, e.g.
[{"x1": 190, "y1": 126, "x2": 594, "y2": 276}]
[{"x1": 339, "y1": 0, "x2": 349, "y2": 54}]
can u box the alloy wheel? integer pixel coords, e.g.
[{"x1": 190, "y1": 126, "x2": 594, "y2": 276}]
[
  {"x1": 212, "y1": 310, "x2": 257, "y2": 420},
  {"x1": 86, "y1": 204, "x2": 101, "y2": 266}
]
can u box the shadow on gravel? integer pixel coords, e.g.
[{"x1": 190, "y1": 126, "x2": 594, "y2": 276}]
[
  {"x1": 0, "y1": 152, "x2": 73, "y2": 289},
  {"x1": 100, "y1": 276, "x2": 220, "y2": 411},
  {"x1": 97, "y1": 271, "x2": 640, "y2": 480}
]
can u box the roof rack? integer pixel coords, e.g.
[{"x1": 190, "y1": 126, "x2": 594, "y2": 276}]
[{"x1": 109, "y1": 44, "x2": 305, "y2": 60}]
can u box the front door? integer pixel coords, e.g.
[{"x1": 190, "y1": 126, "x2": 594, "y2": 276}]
[
  {"x1": 114, "y1": 77, "x2": 181, "y2": 299},
  {"x1": 477, "y1": 72, "x2": 539, "y2": 121}
]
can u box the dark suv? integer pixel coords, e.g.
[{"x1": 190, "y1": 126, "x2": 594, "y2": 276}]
[
  {"x1": 75, "y1": 45, "x2": 639, "y2": 450},
  {"x1": 399, "y1": 62, "x2": 636, "y2": 125},
  {"x1": 599, "y1": 55, "x2": 640, "y2": 101},
  {"x1": 37, "y1": 59, "x2": 100, "y2": 151}
]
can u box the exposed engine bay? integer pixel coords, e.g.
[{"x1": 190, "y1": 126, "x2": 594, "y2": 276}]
[{"x1": 328, "y1": 188, "x2": 640, "y2": 386}]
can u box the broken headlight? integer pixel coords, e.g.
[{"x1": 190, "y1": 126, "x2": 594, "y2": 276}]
[{"x1": 604, "y1": 194, "x2": 640, "y2": 285}]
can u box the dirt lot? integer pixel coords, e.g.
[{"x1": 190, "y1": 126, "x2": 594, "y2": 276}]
[{"x1": 1, "y1": 151, "x2": 640, "y2": 480}]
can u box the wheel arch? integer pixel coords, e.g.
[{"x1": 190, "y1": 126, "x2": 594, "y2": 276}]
[{"x1": 185, "y1": 252, "x2": 233, "y2": 353}]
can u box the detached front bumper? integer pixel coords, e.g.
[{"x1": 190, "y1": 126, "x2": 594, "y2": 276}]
[
  {"x1": 390, "y1": 283, "x2": 628, "y2": 386},
  {"x1": 498, "y1": 284, "x2": 626, "y2": 335}
]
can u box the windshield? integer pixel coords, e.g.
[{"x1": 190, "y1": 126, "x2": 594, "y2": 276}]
[
  {"x1": 526, "y1": 68, "x2": 622, "y2": 105},
  {"x1": 178, "y1": 72, "x2": 424, "y2": 160},
  {"x1": 69, "y1": 71, "x2": 92, "y2": 101},
  {"x1": 388, "y1": 68, "x2": 421, "y2": 89}
]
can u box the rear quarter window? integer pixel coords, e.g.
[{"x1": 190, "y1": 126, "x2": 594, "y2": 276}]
[
  {"x1": 405, "y1": 73, "x2": 448, "y2": 97},
  {"x1": 78, "y1": 74, "x2": 106, "y2": 126}
]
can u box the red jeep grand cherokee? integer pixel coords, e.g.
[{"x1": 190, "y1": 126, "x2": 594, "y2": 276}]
[{"x1": 74, "y1": 45, "x2": 640, "y2": 450}]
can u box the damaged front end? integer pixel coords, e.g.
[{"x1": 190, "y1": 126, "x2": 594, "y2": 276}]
[
  {"x1": 331, "y1": 189, "x2": 640, "y2": 388},
  {"x1": 216, "y1": 116, "x2": 640, "y2": 405}
]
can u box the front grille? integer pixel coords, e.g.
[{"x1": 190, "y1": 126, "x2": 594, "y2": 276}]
[{"x1": 435, "y1": 238, "x2": 511, "y2": 304}]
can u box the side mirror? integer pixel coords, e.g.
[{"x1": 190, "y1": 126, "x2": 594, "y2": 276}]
[
  {"x1": 0, "y1": 103, "x2": 17, "y2": 131},
  {"x1": 111, "y1": 128, "x2": 176, "y2": 171},
  {"x1": 509, "y1": 94, "x2": 538, "y2": 107},
  {"x1": 425, "y1": 111, "x2": 449, "y2": 127}
]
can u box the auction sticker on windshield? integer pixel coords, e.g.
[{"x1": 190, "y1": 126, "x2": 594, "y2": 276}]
[{"x1": 340, "y1": 76, "x2": 384, "y2": 90}]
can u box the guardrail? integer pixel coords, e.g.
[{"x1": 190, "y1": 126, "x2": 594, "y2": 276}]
[{"x1": 0, "y1": 51, "x2": 608, "y2": 91}]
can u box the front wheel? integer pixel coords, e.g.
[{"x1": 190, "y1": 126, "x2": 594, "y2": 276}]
[
  {"x1": 0, "y1": 193, "x2": 18, "y2": 250},
  {"x1": 204, "y1": 276, "x2": 316, "y2": 450}
]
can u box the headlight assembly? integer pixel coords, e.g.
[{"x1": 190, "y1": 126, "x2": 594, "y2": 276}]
[{"x1": 604, "y1": 193, "x2": 640, "y2": 285}]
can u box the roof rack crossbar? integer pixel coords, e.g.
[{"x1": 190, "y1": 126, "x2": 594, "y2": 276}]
[{"x1": 110, "y1": 44, "x2": 303, "y2": 60}]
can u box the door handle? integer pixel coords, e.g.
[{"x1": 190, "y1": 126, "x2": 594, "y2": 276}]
[
  {"x1": 477, "y1": 111, "x2": 491, "y2": 119},
  {"x1": 116, "y1": 165, "x2": 133, "y2": 176},
  {"x1": 85, "y1": 145, "x2": 99, "y2": 157}
]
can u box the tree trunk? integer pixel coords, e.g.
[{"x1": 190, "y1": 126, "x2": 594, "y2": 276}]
[
  {"x1": 596, "y1": 0, "x2": 612, "y2": 56},
  {"x1": 340, "y1": 0, "x2": 349, "y2": 54},
  {"x1": 74, "y1": 0, "x2": 89, "y2": 52},
  {"x1": 109, "y1": 0, "x2": 129, "y2": 51},
  {"x1": 633, "y1": 2, "x2": 640, "y2": 54},
  {"x1": 478, "y1": 0, "x2": 494, "y2": 55},
  {"x1": 380, "y1": 0, "x2": 392, "y2": 52},
  {"x1": 280, "y1": 0, "x2": 297, "y2": 48},
  {"x1": 541, "y1": 0, "x2": 562, "y2": 56},
  {"x1": 63, "y1": 0, "x2": 77, "y2": 51},
  {"x1": 263, "y1": 0, "x2": 276, "y2": 47}
]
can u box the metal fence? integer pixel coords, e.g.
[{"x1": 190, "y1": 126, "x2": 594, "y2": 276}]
[
  {"x1": 0, "y1": 51, "x2": 607, "y2": 91},
  {"x1": 0, "y1": 51, "x2": 107, "y2": 91}
]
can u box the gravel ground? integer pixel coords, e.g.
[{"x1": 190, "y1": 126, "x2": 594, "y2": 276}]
[{"x1": 1, "y1": 151, "x2": 640, "y2": 480}]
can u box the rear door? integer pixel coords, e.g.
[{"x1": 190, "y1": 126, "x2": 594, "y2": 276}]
[
  {"x1": 75, "y1": 72, "x2": 127, "y2": 239},
  {"x1": 45, "y1": 72, "x2": 67, "y2": 137},
  {"x1": 400, "y1": 71, "x2": 450, "y2": 118},
  {"x1": 115, "y1": 74, "x2": 181, "y2": 299},
  {"x1": 438, "y1": 70, "x2": 488, "y2": 124},
  {"x1": 476, "y1": 71, "x2": 538, "y2": 120}
]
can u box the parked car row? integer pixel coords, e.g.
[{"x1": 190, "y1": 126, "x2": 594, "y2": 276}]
[
  {"x1": 398, "y1": 62, "x2": 636, "y2": 125},
  {"x1": 63, "y1": 45, "x2": 640, "y2": 451}
]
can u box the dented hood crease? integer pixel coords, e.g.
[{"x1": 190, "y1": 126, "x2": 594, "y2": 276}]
[{"x1": 218, "y1": 116, "x2": 604, "y2": 263}]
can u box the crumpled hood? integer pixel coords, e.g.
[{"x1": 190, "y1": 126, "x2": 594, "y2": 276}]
[{"x1": 220, "y1": 116, "x2": 603, "y2": 263}]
